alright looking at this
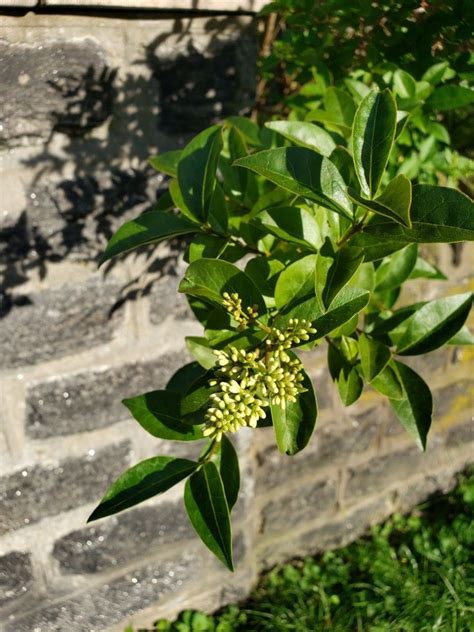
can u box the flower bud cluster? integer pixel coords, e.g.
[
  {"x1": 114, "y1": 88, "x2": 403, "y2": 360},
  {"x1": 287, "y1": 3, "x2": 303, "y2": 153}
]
[
  {"x1": 222, "y1": 292, "x2": 259, "y2": 328},
  {"x1": 203, "y1": 310, "x2": 316, "y2": 440}
]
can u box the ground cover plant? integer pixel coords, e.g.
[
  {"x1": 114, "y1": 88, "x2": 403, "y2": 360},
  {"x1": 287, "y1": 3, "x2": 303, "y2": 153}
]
[
  {"x1": 88, "y1": 81, "x2": 474, "y2": 571},
  {"x1": 136, "y1": 468, "x2": 474, "y2": 632}
]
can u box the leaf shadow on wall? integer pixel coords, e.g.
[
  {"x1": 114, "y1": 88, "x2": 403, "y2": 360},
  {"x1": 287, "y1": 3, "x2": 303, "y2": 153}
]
[{"x1": 0, "y1": 16, "x2": 257, "y2": 319}]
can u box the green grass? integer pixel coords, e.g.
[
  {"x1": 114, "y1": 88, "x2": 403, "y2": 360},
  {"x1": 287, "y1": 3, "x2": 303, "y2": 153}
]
[{"x1": 135, "y1": 470, "x2": 474, "y2": 632}]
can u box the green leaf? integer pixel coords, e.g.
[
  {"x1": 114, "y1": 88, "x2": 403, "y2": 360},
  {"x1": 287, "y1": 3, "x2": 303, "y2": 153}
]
[
  {"x1": 271, "y1": 370, "x2": 317, "y2": 455},
  {"x1": 274, "y1": 255, "x2": 317, "y2": 310},
  {"x1": 393, "y1": 69, "x2": 417, "y2": 99},
  {"x1": 427, "y1": 85, "x2": 474, "y2": 111},
  {"x1": 422, "y1": 61, "x2": 451, "y2": 85},
  {"x1": 123, "y1": 391, "x2": 204, "y2": 441},
  {"x1": 149, "y1": 150, "x2": 182, "y2": 177},
  {"x1": 217, "y1": 436, "x2": 240, "y2": 510},
  {"x1": 234, "y1": 147, "x2": 352, "y2": 219},
  {"x1": 185, "y1": 336, "x2": 216, "y2": 370},
  {"x1": 177, "y1": 125, "x2": 223, "y2": 222},
  {"x1": 166, "y1": 362, "x2": 207, "y2": 393},
  {"x1": 316, "y1": 245, "x2": 364, "y2": 309},
  {"x1": 312, "y1": 287, "x2": 370, "y2": 338},
  {"x1": 179, "y1": 258, "x2": 267, "y2": 316},
  {"x1": 180, "y1": 383, "x2": 212, "y2": 420},
  {"x1": 359, "y1": 333, "x2": 391, "y2": 382},
  {"x1": 252, "y1": 206, "x2": 320, "y2": 250},
  {"x1": 100, "y1": 211, "x2": 197, "y2": 265},
  {"x1": 226, "y1": 116, "x2": 261, "y2": 146},
  {"x1": 328, "y1": 344, "x2": 363, "y2": 406},
  {"x1": 409, "y1": 256, "x2": 447, "y2": 280},
  {"x1": 352, "y1": 89, "x2": 397, "y2": 197},
  {"x1": 389, "y1": 361, "x2": 432, "y2": 450},
  {"x1": 184, "y1": 462, "x2": 234, "y2": 571},
  {"x1": 395, "y1": 293, "x2": 473, "y2": 355},
  {"x1": 88, "y1": 456, "x2": 198, "y2": 521},
  {"x1": 245, "y1": 255, "x2": 287, "y2": 307},
  {"x1": 351, "y1": 185, "x2": 474, "y2": 260},
  {"x1": 323, "y1": 87, "x2": 356, "y2": 128},
  {"x1": 448, "y1": 326, "x2": 474, "y2": 346},
  {"x1": 348, "y1": 174, "x2": 412, "y2": 227},
  {"x1": 371, "y1": 360, "x2": 404, "y2": 399},
  {"x1": 265, "y1": 120, "x2": 336, "y2": 156},
  {"x1": 185, "y1": 234, "x2": 228, "y2": 263},
  {"x1": 375, "y1": 244, "x2": 418, "y2": 292}
]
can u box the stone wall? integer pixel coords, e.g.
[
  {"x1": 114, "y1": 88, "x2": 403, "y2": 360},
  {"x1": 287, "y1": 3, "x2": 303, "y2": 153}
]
[{"x1": 0, "y1": 7, "x2": 473, "y2": 632}]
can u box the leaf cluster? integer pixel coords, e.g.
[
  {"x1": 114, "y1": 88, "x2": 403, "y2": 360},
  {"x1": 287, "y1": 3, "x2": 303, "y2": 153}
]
[{"x1": 92, "y1": 89, "x2": 473, "y2": 571}]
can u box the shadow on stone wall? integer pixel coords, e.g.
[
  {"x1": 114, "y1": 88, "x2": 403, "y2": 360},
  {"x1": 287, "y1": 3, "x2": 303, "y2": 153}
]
[{"x1": 0, "y1": 16, "x2": 257, "y2": 318}]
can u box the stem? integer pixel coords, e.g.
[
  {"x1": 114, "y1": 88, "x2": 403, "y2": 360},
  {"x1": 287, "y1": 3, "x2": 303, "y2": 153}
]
[
  {"x1": 336, "y1": 211, "x2": 369, "y2": 249},
  {"x1": 200, "y1": 438, "x2": 219, "y2": 463}
]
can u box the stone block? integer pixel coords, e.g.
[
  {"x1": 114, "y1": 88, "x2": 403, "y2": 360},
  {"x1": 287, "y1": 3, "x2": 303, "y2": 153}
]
[
  {"x1": 446, "y1": 418, "x2": 474, "y2": 448},
  {"x1": 260, "y1": 477, "x2": 337, "y2": 535},
  {"x1": 5, "y1": 550, "x2": 202, "y2": 632},
  {"x1": 0, "y1": 442, "x2": 130, "y2": 534},
  {"x1": 344, "y1": 446, "x2": 434, "y2": 504},
  {"x1": 257, "y1": 497, "x2": 390, "y2": 569},
  {"x1": 0, "y1": 551, "x2": 34, "y2": 608},
  {"x1": 395, "y1": 470, "x2": 458, "y2": 514},
  {"x1": 0, "y1": 39, "x2": 112, "y2": 147},
  {"x1": 256, "y1": 411, "x2": 377, "y2": 495},
  {"x1": 0, "y1": 276, "x2": 122, "y2": 369},
  {"x1": 149, "y1": 270, "x2": 193, "y2": 324},
  {"x1": 25, "y1": 350, "x2": 190, "y2": 438},
  {"x1": 433, "y1": 379, "x2": 473, "y2": 419},
  {"x1": 52, "y1": 500, "x2": 193, "y2": 574}
]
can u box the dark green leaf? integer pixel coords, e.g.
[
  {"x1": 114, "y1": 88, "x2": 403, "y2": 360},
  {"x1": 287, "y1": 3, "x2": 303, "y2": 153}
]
[
  {"x1": 312, "y1": 287, "x2": 370, "y2": 338},
  {"x1": 180, "y1": 387, "x2": 212, "y2": 421},
  {"x1": 252, "y1": 206, "x2": 320, "y2": 250},
  {"x1": 395, "y1": 293, "x2": 473, "y2": 355},
  {"x1": 149, "y1": 150, "x2": 182, "y2": 177},
  {"x1": 234, "y1": 147, "x2": 352, "y2": 219},
  {"x1": 352, "y1": 89, "x2": 397, "y2": 197},
  {"x1": 316, "y1": 245, "x2": 364, "y2": 309},
  {"x1": 179, "y1": 258, "x2": 267, "y2": 316},
  {"x1": 271, "y1": 370, "x2": 317, "y2": 455},
  {"x1": 100, "y1": 212, "x2": 197, "y2": 265},
  {"x1": 375, "y1": 244, "x2": 418, "y2": 292},
  {"x1": 351, "y1": 185, "x2": 474, "y2": 260},
  {"x1": 123, "y1": 391, "x2": 204, "y2": 441},
  {"x1": 184, "y1": 462, "x2": 234, "y2": 570},
  {"x1": 218, "y1": 436, "x2": 240, "y2": 510},
  {"x1": 177, "y1": 125, "x2": 223, "y2": 222},
  {"x1": 348, "y1": 174, "x2": 412, "y2": 227},
  {"x1": 359, "y1": 333, "x2": 391, "y2": 382},
  {"x1": 389, "y1": 361, "x2": 432, "y2": 450},
  {"x1": 166, "y1": 362, "x2": 207, "y2": 393},
  {"x1": 265, "y1": 121, "x2": 336, "y2": 156},
  {"x1": 88, "y1": 456, "x2": 198, "y2": 521},
  {"x1": 328, "y1": 344, "x2": 362, "y2": 406}
]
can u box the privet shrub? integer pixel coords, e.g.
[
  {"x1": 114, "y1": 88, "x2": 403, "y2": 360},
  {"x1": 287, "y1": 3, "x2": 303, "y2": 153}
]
[
  {"x1": 283, "y1": 62, "x2": 474, "y2": 190},
  {"x1": 89, "y1": 88, "x2": 473, "y2": 571}
]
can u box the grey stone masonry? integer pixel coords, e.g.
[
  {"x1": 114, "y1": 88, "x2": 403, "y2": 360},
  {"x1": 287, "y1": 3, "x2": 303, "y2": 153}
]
[
  {"x1": 0, "y1": 7, "x2": 472, "y2": 632},
  {"x1": 0, "y1": 442, "x2": 131, "y2": 534}
]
